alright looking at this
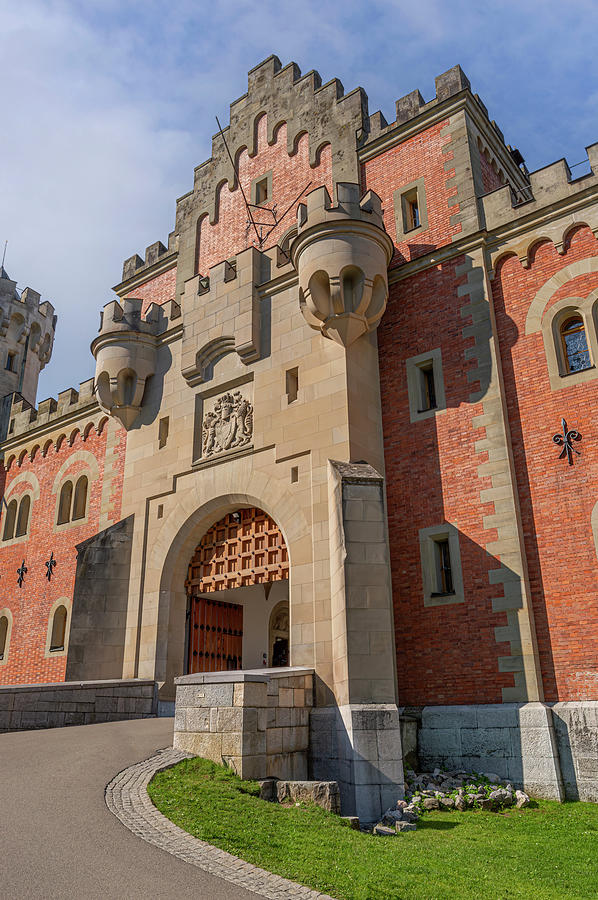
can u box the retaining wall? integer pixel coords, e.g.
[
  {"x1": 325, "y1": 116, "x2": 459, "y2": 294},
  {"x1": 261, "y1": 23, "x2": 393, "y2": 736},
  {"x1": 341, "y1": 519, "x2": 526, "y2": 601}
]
[
  {"x1": 408, "y1": 701, "x2": 598, "y2": 801},
  {"x1": 0, "y1": 678, "x2": 158, "y2": 732},
  {"x1": 174, "y1": 667, "x2": 313, "y2": 780}
]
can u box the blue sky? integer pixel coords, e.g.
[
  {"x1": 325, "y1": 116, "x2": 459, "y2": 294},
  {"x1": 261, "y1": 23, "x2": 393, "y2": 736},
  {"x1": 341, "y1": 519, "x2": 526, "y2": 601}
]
[{"x1": 1, "y1": 0, "x2": 596, "y2": 401}]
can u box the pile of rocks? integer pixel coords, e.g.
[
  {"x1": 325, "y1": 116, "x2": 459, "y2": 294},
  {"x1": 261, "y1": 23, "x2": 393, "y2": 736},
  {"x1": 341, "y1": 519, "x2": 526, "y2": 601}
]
[
  {"x1": 370, "y1": 768, "x2": 531, "y2": 836},
  {"x1": 405, "y1": 767, "x2": 530, "y2": 813},
  {"x1": 372, "y1": 800, "x2": 420, "y2": 835}
]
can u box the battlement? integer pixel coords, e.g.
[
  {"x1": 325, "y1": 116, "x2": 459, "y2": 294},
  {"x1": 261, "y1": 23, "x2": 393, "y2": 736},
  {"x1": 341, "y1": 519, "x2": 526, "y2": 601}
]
[
  {"x1": 481, "y1": 142, "x2": 598, "y2": 230},
  {"x1": 175, "y1": 55, "x2": 368, "y2": 236},
  {"x1": 363, "y1": 64, "x2": 503, "y2": 141},
  {"x1": 291, "y1": 182, "x2": 393, "y2": 347},
  {"x1": 364, "y1": 65, "x2": 471, "y2": 142},
  {"x1": 97, "y1": 295, "x2": 181, "y2": 337},
  {"x1": 296, "y1": 182, "x2": 385, "y2": 234},
  {"x1": 0, "y1": 268, "x2": 57, "y2": 406},
  {"x1": 92, "y1": 296, "x2": 181, "y2": 430},
  {"x1": 121, "y1": 232, "x2": 178, "y2": 284},
  {"x1": 0, "y1": 270, "x2": 56, "y2": 326},
  {"x1": 8, "y1": 377, "x2": 96, "y2": 439}
]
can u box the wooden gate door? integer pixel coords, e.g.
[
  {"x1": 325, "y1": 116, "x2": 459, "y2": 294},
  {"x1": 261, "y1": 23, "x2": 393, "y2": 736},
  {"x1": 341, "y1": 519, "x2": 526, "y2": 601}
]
[
  {"x1": 185, "y1": 508, "x2": 289, "y2": 674},
  {"x1": 186, "y1": 595, "x2": 243, "y2": 673}
]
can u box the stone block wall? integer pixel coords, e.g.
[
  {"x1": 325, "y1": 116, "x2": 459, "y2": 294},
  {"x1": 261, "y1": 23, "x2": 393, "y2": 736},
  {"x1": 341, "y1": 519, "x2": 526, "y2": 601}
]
[
  {"x1": 0, "y1": 678, "x2": 157, "y2": 732},
  {"x1": 552, "y1": 702, "x2": 598, "y2": 801},
  {"x1": 412, "y1": 701, "x2": 598, "y2": 801},
  {"x1": 173, "y1": 667, "x2": 313, "y2": 780}
]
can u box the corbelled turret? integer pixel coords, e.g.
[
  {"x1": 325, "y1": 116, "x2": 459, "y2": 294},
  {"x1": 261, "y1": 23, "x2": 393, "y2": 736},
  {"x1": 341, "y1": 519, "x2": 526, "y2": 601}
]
[
  {"x1": 291, "y1": 183, "x2": 394, "y2": 347},
  {"x1": 91, "y1": 296, "x2": 180, "y2": 429},
  {"x1": 0, "y1": 267, "x2": 56, "y2": 406}
]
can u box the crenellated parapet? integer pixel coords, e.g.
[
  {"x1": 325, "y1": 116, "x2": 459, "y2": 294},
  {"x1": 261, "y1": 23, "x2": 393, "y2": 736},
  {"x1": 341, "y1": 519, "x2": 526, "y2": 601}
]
[
  {"x1": 119, "y1": 232, "x2": 178, "y2": 287},
  {"x1": 0, "y1": 268, "x2": 56, "y2": 406},
  {"x1": 290, "y1": 183, "x2": 394, "y2": 347},
  {"x1": 482, "y1": 143, "x2": 598, "y2": 231},
  {"x1": 91, "y1": 296, "x2": 181, "y2": 429}
]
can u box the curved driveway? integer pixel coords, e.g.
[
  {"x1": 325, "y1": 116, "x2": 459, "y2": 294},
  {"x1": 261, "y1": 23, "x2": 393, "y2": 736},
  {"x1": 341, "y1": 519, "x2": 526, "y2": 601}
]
[{"x1": 0, "y1": 717, "x2": 260, "y2": 899}]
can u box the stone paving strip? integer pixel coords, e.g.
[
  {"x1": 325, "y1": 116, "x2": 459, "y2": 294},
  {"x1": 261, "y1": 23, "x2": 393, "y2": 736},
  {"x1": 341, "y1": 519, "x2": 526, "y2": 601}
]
[{"x1": 105, "y1": 747, "x2": 336, "y2": 900}]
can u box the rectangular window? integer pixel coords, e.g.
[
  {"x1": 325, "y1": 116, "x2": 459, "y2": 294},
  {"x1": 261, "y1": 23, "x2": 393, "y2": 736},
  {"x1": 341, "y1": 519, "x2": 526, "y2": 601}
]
[
  {"x1": 251, "y1": 171, "x2": 272, "y2": 207},
  {"x1": 255, "y1": 178, "x2": 269, "y2": 205},
  {"x1": 158, "y1": 416, "x2": 169, "y2": 449},
  {"x1": 393, "y1": 177, "x2": 428, "y2": 241},
  {"x1": 5, "y1": 352, "x2": 15, "y2": 372},
  {"x1": 286, "y1": 367, "x2": 299, "y2": 404},
  {"x1": 434, "y1": 538, "x2": 454, "y2": 595},
  {"x1": 419, "y1": 523, "x2": 464, "y2": 607},
  {"x1": 402, "y1": 188, "x2": 420, "y2": 232},
  {"x1": 419, "y1": 363, "x2": 437, "y2": 412},
  {"x1": 406, "y1": 349, "x2": 445, "y2": 423}
]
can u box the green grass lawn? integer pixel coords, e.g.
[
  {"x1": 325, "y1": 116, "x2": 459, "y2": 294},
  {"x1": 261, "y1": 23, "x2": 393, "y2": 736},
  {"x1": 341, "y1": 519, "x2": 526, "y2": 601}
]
[{"x1": 148, "y1": 757, "x2": 598, "y2": 900}]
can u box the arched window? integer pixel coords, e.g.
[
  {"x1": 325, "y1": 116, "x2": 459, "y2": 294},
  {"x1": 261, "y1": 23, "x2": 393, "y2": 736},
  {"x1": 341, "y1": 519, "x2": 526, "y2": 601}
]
[
  {"x1": 3, "y1": 499, "x2": 17, "y2": 540},
  {"x1": 561, "y1": 315, "x2": 591, "y2": 373},
  {"x1": 57, "y1": 481, "x2": 73, "y2": 525},
  {"x1": 72, "y1": 475, "x2": 88, "y2": 521},
  {"x1": 49, "y1": 605, "x2": 67, "y2": 652},
  {"x1": 15, "y1": 495, "x2": 31, "y2": 537},
  {"x1": 0, "y1": 615, "x2": 8, "y2": 660}
]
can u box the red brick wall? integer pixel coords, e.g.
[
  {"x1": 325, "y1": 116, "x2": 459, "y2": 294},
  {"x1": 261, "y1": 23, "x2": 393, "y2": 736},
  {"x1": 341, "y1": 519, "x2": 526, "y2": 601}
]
[
  {"x1": 0, "y1": 422, "x2": 126, "y2": 685},
  {"x1": 196, "y1": 115, "x2": 333, "y2": 275},
  {"x1": 124, "y1": 266, "x2": 177, "y2": 316},
  {"x1": 492, "y1": 225, "x2": 598, "y2": 701},
  {"x1": 479, "y1": 149, "x2": 505, "y2": 194},
  {"x1": 379, "y1": 260, "x2": 514, "y2": 705},
  {"x1": 361, "y1": 120, "x2": 461, "y2": 266}
]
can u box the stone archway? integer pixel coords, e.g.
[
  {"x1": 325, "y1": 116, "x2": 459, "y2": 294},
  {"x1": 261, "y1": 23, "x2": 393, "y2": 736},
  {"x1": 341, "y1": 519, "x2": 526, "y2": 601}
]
[{"x1": 184, "y1": 507, "x2": 289, "y2": 674}]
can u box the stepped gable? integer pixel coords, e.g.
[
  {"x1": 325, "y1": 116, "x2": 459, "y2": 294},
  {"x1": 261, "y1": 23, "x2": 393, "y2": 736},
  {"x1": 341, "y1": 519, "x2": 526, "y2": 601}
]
[{"x1": 175, "y1": 55, "x2": 368, "y2": 235}]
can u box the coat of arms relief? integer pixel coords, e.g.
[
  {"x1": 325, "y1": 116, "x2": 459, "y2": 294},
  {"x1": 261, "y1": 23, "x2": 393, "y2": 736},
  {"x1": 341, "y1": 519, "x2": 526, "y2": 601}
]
[{"x1": 202, "y1": 390, "x2": 254, "y2": 457}]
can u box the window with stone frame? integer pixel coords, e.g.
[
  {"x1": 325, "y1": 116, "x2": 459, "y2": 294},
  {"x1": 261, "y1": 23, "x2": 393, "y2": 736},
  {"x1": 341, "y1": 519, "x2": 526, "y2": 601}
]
[{"x1": 560, "y1": 315, "x2": 591, "y2": 374}]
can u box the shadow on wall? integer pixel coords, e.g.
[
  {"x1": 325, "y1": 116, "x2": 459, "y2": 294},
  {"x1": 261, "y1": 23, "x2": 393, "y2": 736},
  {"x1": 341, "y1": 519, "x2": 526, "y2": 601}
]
[
  {"x1": 383, "y1": 251, "x2": 564, "y2": 793},
  {"x1": 129, "y1": 343, "x2": 173, "y2": 430},
  {"x1": 66, "y1": 516, "x2": 134, "y2": 682}
]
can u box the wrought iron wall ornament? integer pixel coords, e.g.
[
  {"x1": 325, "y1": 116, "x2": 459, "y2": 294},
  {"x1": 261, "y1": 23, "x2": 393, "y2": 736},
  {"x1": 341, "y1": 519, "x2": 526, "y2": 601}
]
[
  {"x1": 17, "y1": 559, "x2": 27, "y2": 587},
  {"x1": 553, "y1": 417, "x2": 582, "y2": 465},
  {"x1": 45, "y1": 551, "x2": 56, "y2": 581}
]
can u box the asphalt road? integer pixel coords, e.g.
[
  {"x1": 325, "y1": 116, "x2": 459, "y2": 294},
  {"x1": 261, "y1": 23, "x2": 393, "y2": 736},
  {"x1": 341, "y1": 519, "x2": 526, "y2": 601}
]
[{"x1": 0, "y1": 717, "x2": 260, "y2": 899}]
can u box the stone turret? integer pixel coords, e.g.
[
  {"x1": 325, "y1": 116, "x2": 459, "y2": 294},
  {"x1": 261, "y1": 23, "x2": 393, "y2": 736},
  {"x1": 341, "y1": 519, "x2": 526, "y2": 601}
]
[
  {"x1": 291, "y1": 183, "x2": 394, "y2": 347},
  {"x1": 91, "y1": 296, "x2": 180, "y2": 429},
  {"x1": 0, "y1": 267, "x2": 56, "y2": 406}
]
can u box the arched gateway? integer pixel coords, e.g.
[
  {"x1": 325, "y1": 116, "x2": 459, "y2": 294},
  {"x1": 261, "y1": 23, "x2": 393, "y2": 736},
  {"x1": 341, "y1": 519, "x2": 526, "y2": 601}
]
[{"x1": 184, "y1": 507, "x2": 289, "y2": 674}]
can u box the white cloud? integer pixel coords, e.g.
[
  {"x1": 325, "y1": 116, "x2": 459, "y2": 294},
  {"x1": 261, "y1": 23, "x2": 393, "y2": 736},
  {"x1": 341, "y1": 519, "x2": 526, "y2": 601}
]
[{"x1": 0, "y1": 0, "x2": 595, "y2": 400}]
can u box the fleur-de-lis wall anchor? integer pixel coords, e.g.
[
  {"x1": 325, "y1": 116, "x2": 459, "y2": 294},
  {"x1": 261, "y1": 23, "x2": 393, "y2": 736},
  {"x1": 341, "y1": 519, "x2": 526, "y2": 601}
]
[
  {"x1": 553, "y1": 417, "x2": 582, "y2": 466},
  {"x1": 17, "y1": 560, "x2": 27, "y2": 587},
  {"x1": 45, "y1": 551, "x2": 57, "y2": 581}
]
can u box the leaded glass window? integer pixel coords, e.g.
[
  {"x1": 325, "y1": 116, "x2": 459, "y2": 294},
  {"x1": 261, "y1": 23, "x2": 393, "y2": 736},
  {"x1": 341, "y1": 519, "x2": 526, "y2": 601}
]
[{"x1": 561, "y1": 316, "x2": 591, "y2": 373}]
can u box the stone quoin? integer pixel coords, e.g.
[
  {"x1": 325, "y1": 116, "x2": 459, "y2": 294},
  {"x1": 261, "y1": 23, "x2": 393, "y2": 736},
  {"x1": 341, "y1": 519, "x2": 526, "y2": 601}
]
[{"x1": 1, "y1": 55, "x2": 598, "y2": 817}]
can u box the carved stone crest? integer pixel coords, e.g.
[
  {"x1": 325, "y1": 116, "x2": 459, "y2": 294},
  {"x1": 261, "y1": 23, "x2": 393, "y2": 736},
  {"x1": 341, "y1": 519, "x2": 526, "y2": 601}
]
[{"x1": 202, "y1": 391, "x2": 253, "y2": 457}]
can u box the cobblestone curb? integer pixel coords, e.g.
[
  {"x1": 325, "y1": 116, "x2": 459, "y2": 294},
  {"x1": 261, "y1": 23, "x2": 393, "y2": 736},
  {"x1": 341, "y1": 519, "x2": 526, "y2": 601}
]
[{"x1": 105, "y1": 747, "x2": 335, "y2": 900}]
